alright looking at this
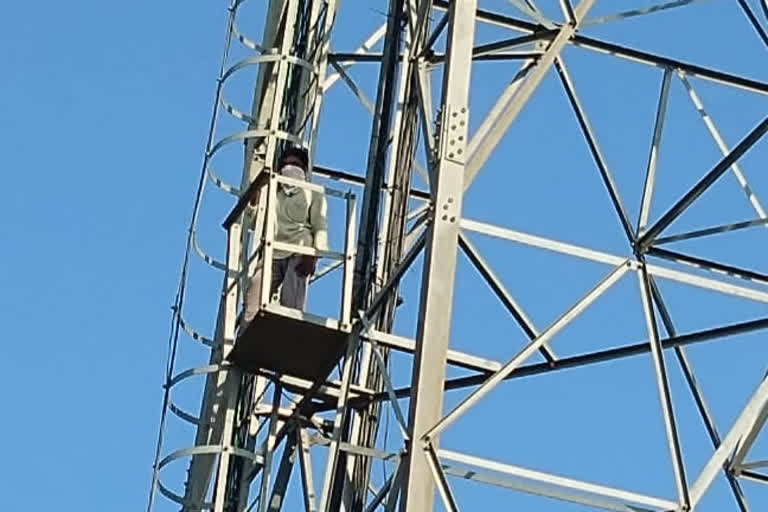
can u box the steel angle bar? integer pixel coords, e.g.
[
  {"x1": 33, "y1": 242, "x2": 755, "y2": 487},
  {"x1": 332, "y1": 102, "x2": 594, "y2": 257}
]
[
  {"x1": 407, "y1": 202, "x2": 430, "y2": 221},
  {"x1": 468, "y1": 51, "x2": 546, "y2": 61},
  {"x1": 432, "y1": 0, "x2": 768, "y2": 96},
  {"x1": 324, "y1": 23, "x2": 387, "y2": 90},
  {"x1": 424, "y1": 261, "x2": 631, "y2": 441},
  {"x1": 647, "y1": 278, "x2": 751, "y2": 512},
  {"x1": 559, "y1": 0, "x2": 576, "y2": 25},
  {"x1": 647, "y1": 246, "x2": 768, "y2": 287},
  {"x1": 438, "y1": 449, "x2": 678, "y2": 510},
  {"x1": 638, "y1": 68, "x2": 672, "y2": 235},
  {"x1": 463, "y1": 2, "x2": 597, "y2": 190},
  {"x1": 740, "y1": 469, "x2": 768, "y2": 484},
  {"x1": 555, "y1": 57, "x2": 636, "y2": 243},
  {"x1": 402, "y1": 0, "x2": 478, "y2": 508},
  {"x1": 276, "y1": 374, "x2": 370, "y2": 403},
  {"x1": 407, "y1": 0, "x2": 433, "y2": 46},
  {"x1": 312, "y1": 165, "x2": 431, "y2": 201},
  {"x1": 637, "y1": 267, "x2": 690, "y2": 508},
  {"x1": 741, "y1": 460, "x2": 768, "y2": 471},
  {"x1": 404, "y1": 216, "x2": 428, "y2": 254},
  {"x1": 507, "y1": 0, "x2": 556, "y2": 29},
  {"x1": 458, "y1": 232, "x2": 556, "y2": 363},
  {"x1": 363, "y1": 316, "x2": 768, "y2": 407},
  {"x1": 360, "y1": 319, "x2": 410, "y2": 439},
  {"x1": 460, "y1": 217, "x2": 627, "y2": 266},
  {"x1": 424, "y1": 11, "x2": 449, "y2": 53},
  {"x1": 654, "y1": 218, "x2": 768, "y2": 245},
  {"x1": 646, "y1": 261, "x2": 768, "y2": 303},
  {"x1": 370, "y1": 350, "x2": 410, "y2": 439},
  {"x1": 298, "y1": 429, "x2": 318, "y2": 512},
  {"x1": 730, "y1": 401, "x2": 768, "y2": 474},
  {"x1": 330, "y1": 60, "x2": 375, "y2": 114},
  {"x1": 471, "y1": 32, "x2": 555, "y2": 59},
  {"x1": 257, "y1": 384, "x2": 283, "y2": 512},
  {"x1": 424, "y1": 443, "x2": 460, "y2": 512},
  {"x1": 689, "y1": 376, "x2": 768, "y2": 507},
  {"x1": 738, "y1": 0, "x2": 768, "y2": 49},
  {"x1": 415, "y1": 60, "x2": 436, "y2": 165},
  {"x1": 328, "y1": 53, "x2": 386, "y2": 63},
  {"x1": 441, "y1": 464, "x2": 655, "y2": 512},
  {"x1": 265, "y1": 430, "x2": 298, "y2": 512},
  {"x1": 310, "y1": 260, "x2": 343, "y2": 283},
  {"x1": 461, "y1": 60, "x2": 535, "y2": 190},
  {"x1": 308, "y1": 434, "x2": 400, "y2": 463},
  {"x1": 582, "y1": 0, "x2": 710, "y2": 27},
  {"x1": 362, "y1": 469, "x2": 395, "y2": 512},
  {"x1": 678, "y1": 72, "x2": 768, "y2": 221},
  {"x1": 365, "y1": 230, "x2": 426, "y2": 323},
  {"x1": 570, "y1": 35, "x2": 768, "y2": 96},
  {"x1": 318, "y1": 332, "x2": 365, "y2": 512},
  {"x1": 365, "y1": 328, "x2": 503, "y2": 373},
  {"x1": 384, "y1": 455, "x2": 406, "y2": 512},
  {"x1": 639, "y1": 115, "x2": 768, "y2": 248}
]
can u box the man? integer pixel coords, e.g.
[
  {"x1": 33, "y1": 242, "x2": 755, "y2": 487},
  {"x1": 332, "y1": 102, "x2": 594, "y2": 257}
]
[{"x1": 243, "y1": 146, "x2": 328, "y2": 323}]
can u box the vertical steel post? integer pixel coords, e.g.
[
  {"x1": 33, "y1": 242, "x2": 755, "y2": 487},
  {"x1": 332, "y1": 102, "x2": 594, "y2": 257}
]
[
  {"x1": 211, "y1": 222, "x2": 245, "y2": 512},
  {"x1": 400, "y1": 2, "x2": 478, "y2": 510}
]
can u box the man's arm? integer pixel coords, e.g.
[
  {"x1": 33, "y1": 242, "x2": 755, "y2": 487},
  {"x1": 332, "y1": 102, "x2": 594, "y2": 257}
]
[
  {"x1": 296, "y1": 191, "x2": 328, "y2": 277},
  {"x1": 309, "y1": 191, "x2": 329, "y2": 252}
]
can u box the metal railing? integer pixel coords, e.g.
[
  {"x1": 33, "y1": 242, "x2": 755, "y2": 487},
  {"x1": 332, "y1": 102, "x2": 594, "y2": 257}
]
[{"x1": 227, "y1": 169, "x2": 357, "y2": 332}]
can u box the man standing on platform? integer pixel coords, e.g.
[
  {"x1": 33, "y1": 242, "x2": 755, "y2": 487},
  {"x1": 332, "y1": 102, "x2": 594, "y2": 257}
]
[{"x1": 243, "y1": 146, "x2": 328, "y2": 323}]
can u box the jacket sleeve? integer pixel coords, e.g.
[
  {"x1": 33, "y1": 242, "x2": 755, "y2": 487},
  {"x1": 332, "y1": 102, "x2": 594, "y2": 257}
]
[{"x1": 309, "y1": 191, "x2": 329, "y2": 252}]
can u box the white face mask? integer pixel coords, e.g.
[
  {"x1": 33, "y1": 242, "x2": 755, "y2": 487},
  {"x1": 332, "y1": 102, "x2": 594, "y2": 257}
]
[{"x1": 279, "y1": 164, "x2": 306, "y2": 196}]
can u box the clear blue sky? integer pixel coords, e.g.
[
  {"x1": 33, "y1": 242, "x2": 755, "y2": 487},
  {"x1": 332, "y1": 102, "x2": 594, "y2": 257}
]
[{"x1": 1, "y1": 1, "x2": 768, "y2": 511}]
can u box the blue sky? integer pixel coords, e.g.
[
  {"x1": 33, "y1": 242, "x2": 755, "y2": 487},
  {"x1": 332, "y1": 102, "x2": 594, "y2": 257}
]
[{"x1": 2, "y1": 1, "x2": 768, "y2": 511}]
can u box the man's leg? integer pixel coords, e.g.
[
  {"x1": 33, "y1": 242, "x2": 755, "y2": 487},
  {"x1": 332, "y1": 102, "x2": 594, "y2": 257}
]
[
  {"x1": 244, "y1": 260, "x2": 286, "y2": 324},
  {"x1": 279, "y1": 255, "x2": 308, "y2": 311}
]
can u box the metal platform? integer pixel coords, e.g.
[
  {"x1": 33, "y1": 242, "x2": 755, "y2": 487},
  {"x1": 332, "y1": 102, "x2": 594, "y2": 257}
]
[{"x1": 228, "y1": 306, "x2": 349, "y2": 382}]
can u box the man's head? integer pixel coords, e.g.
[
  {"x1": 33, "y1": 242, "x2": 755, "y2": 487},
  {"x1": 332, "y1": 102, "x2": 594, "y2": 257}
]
[{"x1": 279, "y1": 146, "x2": 309, "y2": 172}]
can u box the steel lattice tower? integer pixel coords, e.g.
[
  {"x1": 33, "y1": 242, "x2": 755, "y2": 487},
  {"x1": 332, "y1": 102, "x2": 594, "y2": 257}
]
[{"x1": 149, "y1": 1, "x2": 768, "y2": 511}]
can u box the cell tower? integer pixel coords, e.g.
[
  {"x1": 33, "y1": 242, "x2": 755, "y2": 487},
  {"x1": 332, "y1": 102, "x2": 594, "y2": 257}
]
[{"x1": 149, "y1": 1, "x2": 768, "y2": 511}]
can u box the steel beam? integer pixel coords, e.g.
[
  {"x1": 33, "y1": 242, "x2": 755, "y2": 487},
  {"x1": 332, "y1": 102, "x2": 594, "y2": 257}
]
[
  {"x1": 690, "y1": 375, "x2": 768, "y2": 507},
  {"x1": 638, "y1": 68, "x2": 672, "y2": 235},
  {"x1": 400, "y1": 1, "x2": 478, "y2": 510},
  {"x1": 464, "y1": 0, "x2": 597, "y2": 191}
]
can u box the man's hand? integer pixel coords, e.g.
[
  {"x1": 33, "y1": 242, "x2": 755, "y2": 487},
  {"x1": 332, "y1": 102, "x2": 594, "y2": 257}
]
[{"x1": 296, "y1": 255, "x2": 318, "y2": 277}]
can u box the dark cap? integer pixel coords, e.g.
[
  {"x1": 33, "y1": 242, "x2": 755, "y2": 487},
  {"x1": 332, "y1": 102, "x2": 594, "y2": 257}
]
[{"x1": 279, "y1": 146, "x2": 309, "y2": 170}]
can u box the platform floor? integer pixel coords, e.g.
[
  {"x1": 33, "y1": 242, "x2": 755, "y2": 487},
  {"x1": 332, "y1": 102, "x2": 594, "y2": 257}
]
[{"x1": 228, "y1": 308, "x2": 349, "y2": 382}]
